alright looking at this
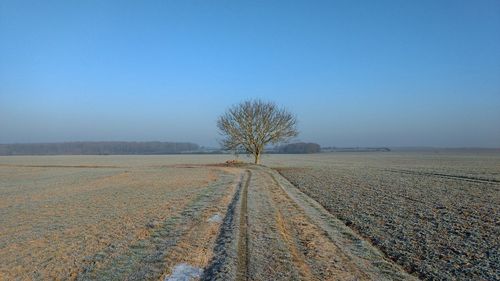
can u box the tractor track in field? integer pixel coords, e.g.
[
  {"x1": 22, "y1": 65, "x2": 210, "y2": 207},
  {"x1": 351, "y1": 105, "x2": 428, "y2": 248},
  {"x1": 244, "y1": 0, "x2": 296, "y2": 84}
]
[
  {"x1": 201, "y1": 165, "x2": 417, "y2": 281},
  {"x1": 385, "y1": 168, "x2": 500, "y2": 185},
  {"x1": 236, "y1": 170, "x2": 250, "y2": 281}
]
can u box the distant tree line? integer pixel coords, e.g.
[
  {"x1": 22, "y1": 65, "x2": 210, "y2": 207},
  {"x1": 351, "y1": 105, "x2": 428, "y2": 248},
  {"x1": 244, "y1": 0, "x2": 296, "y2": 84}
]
[
  {"x1": 276, "y1": 142, "x2": 321, "y2": 154},
  {"x1": 0, "y1": 142, "x2": 199, "y2": 155},
  {"x1": 321, "y1": 147, "x2": 391, "y2": 152}
]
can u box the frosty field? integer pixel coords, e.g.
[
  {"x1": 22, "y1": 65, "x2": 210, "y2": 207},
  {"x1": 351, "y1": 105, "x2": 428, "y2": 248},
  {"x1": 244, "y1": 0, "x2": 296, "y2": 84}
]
[
  {"x1": 273, "y1": 152, "x2": 500, "y2": 280},
  {"x1": 0, "y1": 155, "x2": 234, "y2": 280},
  {"x1": 0, "y1": 152, "x2": 498, "y2": 280}
]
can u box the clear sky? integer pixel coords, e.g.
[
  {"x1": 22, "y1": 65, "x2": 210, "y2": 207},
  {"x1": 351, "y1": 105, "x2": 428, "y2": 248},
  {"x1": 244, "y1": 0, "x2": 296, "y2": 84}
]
[{"x1": 1, "y1": 0, "x2": 499, "y2": 147}]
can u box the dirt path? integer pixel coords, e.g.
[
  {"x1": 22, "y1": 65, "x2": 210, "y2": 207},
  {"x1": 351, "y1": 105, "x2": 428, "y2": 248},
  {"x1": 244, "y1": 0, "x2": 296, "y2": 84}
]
[
  {"x1": 201, "y1": 165, "x2": 418, "y2": 281},
  {"x1": 236, "y1": 171, "x2": 250, "y2": 281}
]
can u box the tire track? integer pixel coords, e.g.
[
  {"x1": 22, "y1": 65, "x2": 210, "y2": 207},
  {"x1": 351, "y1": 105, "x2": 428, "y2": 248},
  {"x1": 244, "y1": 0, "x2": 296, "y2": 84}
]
[
  {"x1": 386, "y1": 168, "x2": 500, "y2": 185},
  {"x1": 236, "y1": 170, "x2": 251, "y2": 281},
  {"x1": 202, "y1": 169, "x2": 248, "y2": 281},
  {"x1": 204, "y1": 165, "x2": 417, "y2": 280},
  {"x1": 266, "y1": 169, "x2": 370, "y2": 280},
  {"x1": 266, "y1": 167, "x2": 419, "y2": 280},
  {"x1": 77, "y1": 171, "x2": 236, "y2": 281},
  {"x1": 246, "y1": 168, "x2": 301, "y2": 280}
]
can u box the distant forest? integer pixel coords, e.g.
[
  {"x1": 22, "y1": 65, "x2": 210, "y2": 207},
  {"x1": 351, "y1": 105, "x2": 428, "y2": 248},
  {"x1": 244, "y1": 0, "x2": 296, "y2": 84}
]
[
  {"x1": 0, "y1": 142, "x2": 200, "y2": 155},
  {"x1": 322, "y1": 147, "x2": 391, "y2": 152},
  {"x1": 275, "y1": 142, "x2": 321, "y2": 154}
]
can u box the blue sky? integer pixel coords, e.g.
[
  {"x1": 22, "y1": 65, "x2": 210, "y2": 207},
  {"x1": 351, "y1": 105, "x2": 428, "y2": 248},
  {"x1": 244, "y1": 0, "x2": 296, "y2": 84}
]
[{"x1": 1, "y1": 0, "x2": 499, "y2": 147}]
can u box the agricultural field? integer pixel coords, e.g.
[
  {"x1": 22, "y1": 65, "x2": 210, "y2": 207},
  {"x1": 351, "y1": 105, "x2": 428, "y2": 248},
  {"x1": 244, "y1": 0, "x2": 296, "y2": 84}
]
[
  {"x1": 272, "y1": 152, "x2": 500, "y2": 280},
  {"x1": 0, "y1": 155, "x2": 235, "y2": 280},
  {"x1": 1, "y1": 152, "x2": 497, "y2": 280}
]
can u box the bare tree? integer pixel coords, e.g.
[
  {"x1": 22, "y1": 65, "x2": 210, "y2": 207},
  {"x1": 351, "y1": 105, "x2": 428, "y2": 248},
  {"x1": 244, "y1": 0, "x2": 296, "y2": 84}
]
[{"x1": 217, "y1": 99, "x2": 298, "y2": 164}]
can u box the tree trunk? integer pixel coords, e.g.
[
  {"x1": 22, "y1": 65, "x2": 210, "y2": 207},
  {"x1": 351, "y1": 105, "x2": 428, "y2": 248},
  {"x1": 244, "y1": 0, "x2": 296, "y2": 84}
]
[{"x1": 254, "y1": 152, "x2": 260, "y2": 164}]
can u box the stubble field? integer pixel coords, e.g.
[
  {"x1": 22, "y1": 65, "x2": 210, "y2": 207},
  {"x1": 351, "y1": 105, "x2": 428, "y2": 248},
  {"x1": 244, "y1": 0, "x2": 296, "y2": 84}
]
[{"x1": 0, "y1": 155, "x2": 236, "y2": 280}]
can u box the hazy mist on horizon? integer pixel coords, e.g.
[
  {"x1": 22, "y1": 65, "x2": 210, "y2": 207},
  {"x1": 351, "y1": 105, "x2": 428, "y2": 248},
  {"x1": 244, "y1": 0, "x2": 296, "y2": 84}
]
[{"x1": 1, "y1": 1, "x2": 499, "y2": 148}]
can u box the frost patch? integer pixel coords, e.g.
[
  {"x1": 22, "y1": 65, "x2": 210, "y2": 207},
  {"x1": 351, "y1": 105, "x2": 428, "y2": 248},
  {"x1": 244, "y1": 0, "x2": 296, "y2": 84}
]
[
  {"x1": 207, "y1": 213, "x2": 223, "y2": 223},
  {"x1": 165, "y1": 263, "x2": 203, "y2": 281}
]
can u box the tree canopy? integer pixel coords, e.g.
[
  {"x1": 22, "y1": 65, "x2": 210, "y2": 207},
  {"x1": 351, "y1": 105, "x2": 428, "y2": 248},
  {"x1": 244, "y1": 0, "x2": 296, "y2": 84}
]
[{"x1": 217, "y1": 99, "x2": 298, "y2": 164}]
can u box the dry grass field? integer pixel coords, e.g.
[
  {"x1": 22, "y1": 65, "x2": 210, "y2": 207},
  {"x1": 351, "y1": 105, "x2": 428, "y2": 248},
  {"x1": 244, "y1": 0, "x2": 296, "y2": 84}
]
[
  {"x1": 0, "y1": 155, "x2": 235, "y2": 280},
  {"x1": 1, "y1": 152, "x2": 498, "y2": 281}
]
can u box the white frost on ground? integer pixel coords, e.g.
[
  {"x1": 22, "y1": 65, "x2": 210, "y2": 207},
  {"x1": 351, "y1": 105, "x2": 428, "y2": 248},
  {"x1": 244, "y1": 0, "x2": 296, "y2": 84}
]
[
  {"x1": 164, "y1": 263, "x2": 203, "y2": 281},
  {"x1": 207, "y1": 213, "x2": 223, "y2": 223}
]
